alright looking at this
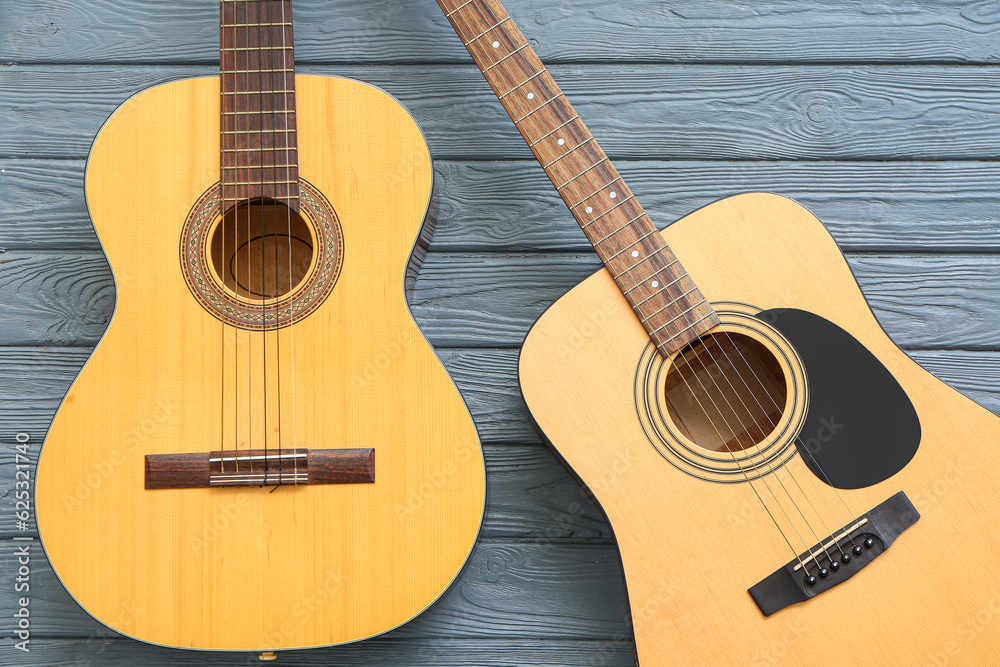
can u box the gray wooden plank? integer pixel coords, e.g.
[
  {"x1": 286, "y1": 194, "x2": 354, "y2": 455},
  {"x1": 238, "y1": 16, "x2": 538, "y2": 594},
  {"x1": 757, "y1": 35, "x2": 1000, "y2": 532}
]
[
  {"x1": 2, "y1": 0, "x2": 999, "y2": 65},
  {"x1": 409, "y1": 253, "x2": 1000, "y2": 350},
  {"x1": 0, "y1": 538, "x2": 631, "y2": 640},
  {"x1": 4, "y1": 65, "x2": 1000, "y2": 160},
  {"x1": 6, "y1": 158, "x2": 1000, "y2": 253},
  {"x1": 0, "y1": 638, "x2": 636, "y2": 666},
  {"x1": 4, "y1": 345, "x2": 1000, "y2": 538},
  {"x1": 0, "y1": 440, "x2": 610, "y2": 539},
  {"x1": 0, "y1": 344, "x2": 536, "y2": 444},
  {"x1": 0, "y1": 345, "x2": 607, "y2": 537},
  {"x1": 5, "y1": 251, "x2": 1000, "y2": 349}
]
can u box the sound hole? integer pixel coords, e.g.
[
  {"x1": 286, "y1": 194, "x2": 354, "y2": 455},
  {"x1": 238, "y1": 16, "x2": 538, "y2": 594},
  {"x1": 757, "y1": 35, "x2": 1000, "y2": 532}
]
[
  {"x1": 210, "y1": 200, "x2": 313, "y2": 300},
  {"x1": 664, "y1": 333, "x2": 787, "y2": 452}
]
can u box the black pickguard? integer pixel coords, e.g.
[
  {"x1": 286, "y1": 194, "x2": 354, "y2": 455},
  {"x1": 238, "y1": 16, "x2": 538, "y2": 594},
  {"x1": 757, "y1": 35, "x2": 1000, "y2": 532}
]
[{"x1": 757, "y1": 308, "x2": 921, "y2": 490}]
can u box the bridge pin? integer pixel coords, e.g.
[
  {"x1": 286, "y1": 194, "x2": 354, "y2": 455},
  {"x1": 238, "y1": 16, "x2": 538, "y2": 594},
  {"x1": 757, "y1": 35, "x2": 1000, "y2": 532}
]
[
  {"x1": 864, "y1": 537, "x2": 875, "y2": 549},
  {"x1": 806, "y1": 575, "x2": 818, "y2": 586},
  {"x1": 818, "y1": 568, "x2": 830, "y2": 578},
  {"x1": 829, "y1": 560, "x2": 840, "y2": 572},
  {"x1": 853, "y1": 545, "x2": 864, "y2": 556},
  {"x1": 841, "y1": 553, "x2": 852, "y2": 564}
]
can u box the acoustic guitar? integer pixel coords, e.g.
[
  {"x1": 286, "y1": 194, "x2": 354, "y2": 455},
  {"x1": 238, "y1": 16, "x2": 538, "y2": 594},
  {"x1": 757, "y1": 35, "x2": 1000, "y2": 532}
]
[
  {"x1": 439, "y1": 0, "x2": 1000, "y2": 663},
  {"x1": 35, "y1": 0, "x2": 485, "y2": 653}
]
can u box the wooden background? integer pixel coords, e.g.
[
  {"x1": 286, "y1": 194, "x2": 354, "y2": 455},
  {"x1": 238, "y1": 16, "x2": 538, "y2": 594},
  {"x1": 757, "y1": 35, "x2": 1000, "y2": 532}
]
[{"x1": 2, "y1": 1, "x2": 999, "y2": 664}]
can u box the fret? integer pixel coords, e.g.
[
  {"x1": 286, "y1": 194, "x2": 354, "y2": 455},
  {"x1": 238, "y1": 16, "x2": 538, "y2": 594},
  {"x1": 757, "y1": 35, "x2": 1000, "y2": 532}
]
[
  {"x1": 568, "y1": 176, "x2": 624, "y2": 209},
  {"x1": 222, "y1": 46, "x2": 293, "y2": 51},
  {"x1": 222, "y1": 129, "x2": 295, "y2": 135},
  {"x1": 529, "y1": 114, "x2": 579, "y2": 148},
  {"x1": 223, "y1": 109, "x2": 294, "y2": 115},
  {"x1": 662, "y1": 310, "x2": 717, "y2": 345},
  {"x1": 483, "y1": 43, "x2": 530, "y2": 73},
  {"x1": 221, "y1": 22, "x2": 291, "y2": 27},
  {"x1": 446, "y1": 0, "x2": 475, "y2": 17},
  {"x1": 223, "y1": 195, "x2": 299, "y2": 201},
  {"x1": 467, "y1": 17, "x2": 512, "y2": 44},
  {"x1": 556, "y1": 156, "x2": 608, "y2": 190},
  {"x1": 590, "y1": 196, "x2": 635, "y2": 226},
  {"x1": 648, "y1": 298, "x2": 708, "y2": 336},
  {"x1": 613, "y1": 254, "x2": 682, "y2": 284},
  {"x1": 222, "y1": 164, "x2": 296, "y2": 170},
  {"x1": 541, "y1": 136, "x2": 595, "y2": 169},
  {"x1": 225, "y1": 68, "x2": 295, "y2": 74},
  {"x1": 632, "y1": 272, "x2": 684, "y2": 309},
  {"x1": 623, "y1": 265, "x2": 681, "y2": 295},
  {"x1": 222, "y1": 89, "x2": 294, "y2": 95},
  {"x1": 603, "y1": 227, "x2": 657, "y2": 262},
  {"x1": 640, "y1": 287, "x2": 700, "y2": 324},
  {"x1": 498, "y1": 70, "x2": 544, "y2": 99},
  {"x1": 222, "y1": 147, "x2": 297, "y2": 153},
  {"x1": 512, "y1": 94, "x2": 562, "y2": 124}
]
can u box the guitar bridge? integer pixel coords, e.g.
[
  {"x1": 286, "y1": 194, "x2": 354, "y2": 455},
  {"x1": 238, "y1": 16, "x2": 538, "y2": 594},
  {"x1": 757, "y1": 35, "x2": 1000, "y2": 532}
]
[
  {"x1": 145, "y1": 447, "x2": 375, "y2": 489},
  {"x1": 748, "y1": 491, "x2": 919, "y2": 616}
]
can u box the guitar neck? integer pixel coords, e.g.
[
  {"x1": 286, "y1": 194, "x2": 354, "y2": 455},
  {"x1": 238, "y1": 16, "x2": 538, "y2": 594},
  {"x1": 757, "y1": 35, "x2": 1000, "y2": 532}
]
[
  {"x1": 438, "y1": 0, "x2": 719, "y2": 355},
  {"x1": 220, "y1": 0, "x2": 299, "y2": 210}
]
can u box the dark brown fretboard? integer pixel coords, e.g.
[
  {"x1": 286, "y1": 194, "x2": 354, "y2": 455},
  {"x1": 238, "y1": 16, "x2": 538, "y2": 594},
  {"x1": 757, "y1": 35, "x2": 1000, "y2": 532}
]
[
  {"x1": 220, "y1": 0, "x2": 299, "y2": 211},
  {"x1": 437, "y1": 0, "x2": 719, "y2": 356}
]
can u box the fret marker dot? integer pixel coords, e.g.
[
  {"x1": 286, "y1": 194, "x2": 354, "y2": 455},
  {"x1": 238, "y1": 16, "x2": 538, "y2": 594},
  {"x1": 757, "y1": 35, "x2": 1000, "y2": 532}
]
[
  {"x1": 631, "y1": 250, "x2": 639, "y2": 258},
  {"x1": 651, "y1": 281, "x2": 659, "y2": 288},
  {"x1": 492, "y1": 41, "x2": 500, "y2": 48},
  {"x1": 585, "y1": 206, "x2": 593, "y2": 214},
  {"x1": 557, "y1": 138, "x2": 565, "y2": 146},
  {"x1": 527, "y1": 92, "x2": 535, "y2": 100},
  {"x1": 609, "y1": 191, "x2": 617, "y2": 199}
]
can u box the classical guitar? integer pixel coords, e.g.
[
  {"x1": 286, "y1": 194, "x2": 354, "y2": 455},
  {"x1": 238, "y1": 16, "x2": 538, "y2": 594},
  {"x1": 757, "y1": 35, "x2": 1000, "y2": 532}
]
[
  {"x1": 35, "y1": 0, "x2": 485, "y2": 653},
  {"x1": 439, "y1": 1, "x2": 1000, "y2": 663}
]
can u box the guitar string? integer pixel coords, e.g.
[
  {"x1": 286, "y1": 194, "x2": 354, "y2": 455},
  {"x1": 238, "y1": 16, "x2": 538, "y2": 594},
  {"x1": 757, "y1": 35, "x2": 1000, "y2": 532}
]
[
  {"x1": 220, "y1": 1, "x2": 228, "y2": 475},
  {"x1": 643, "y1": 290, "x2": 834, "y2": 568},
  {"x1": 271, "y1": 0, "x2": 283, "y2": 485},
  {"x1": 441, "y1": 0, "x2": 817, "y2": 572},
  {"x1": 449, "y1": 0, "x2": 856, "y2": 576},
  {"x1": 655, "y1": 317, "x2": 815, "y2": 571},
  {"x1": 256, "y1": 2, "x2": 269, "y2": 485},
  {"x1": 278, "y1": 0, "x2": 299, "y2": 484},
  {"x1": 244, "y1": 0, "x2": 254, "y2": 475},
  {"x1": 671, "y1": 333, "x2": 845, "y2": 563},
  {"x1": 703, "y1": 329, "x2": 863, "y2": 552},
  {"x1": 455, "y1": 4, "x2": 826, "y2": 568},
  {"x1": 233, "y1": 0, "x2": 243, "y2": 475}
]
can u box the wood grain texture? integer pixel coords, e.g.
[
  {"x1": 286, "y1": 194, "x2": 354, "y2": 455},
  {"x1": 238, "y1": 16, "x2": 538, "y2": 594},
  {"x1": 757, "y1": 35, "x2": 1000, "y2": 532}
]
[
  {"x1": 0, "y1": 638, "x2": 637, "y2": 666},
  {"x1": 3, "y1": 0, "x2": 1000, "y2": 663},
  {"x1": 0, "y1": 539, "x2": 630, "y2": 640},
  {"x1": 2, "y1": 0, "x2": 999, "y2": 65},
  {"x1": 7, "y1": 250, "x2": 1000, "y2": 350},
  {"x1": 5, "y1": 158, "x2": 1000, "y2": 252},
  {"x1": 519, "y1": 193, "x2": 1000, "y2": 664},
  {"x1": 33, "y1": 74, "x2": 486, "y2": 651},
  {"x1": 5, "y1": 65, "x2": 1000, "y2": 160}
]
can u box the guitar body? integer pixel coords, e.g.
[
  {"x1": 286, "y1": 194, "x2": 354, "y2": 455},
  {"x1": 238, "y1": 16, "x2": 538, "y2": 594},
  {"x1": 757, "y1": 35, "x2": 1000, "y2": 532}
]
[
  {"x1": 520, "y1": 193, "x2": 1000, "y2": 664},
  {"x1": 35, "y1": 74, "x2": 485, "y2": 651}
]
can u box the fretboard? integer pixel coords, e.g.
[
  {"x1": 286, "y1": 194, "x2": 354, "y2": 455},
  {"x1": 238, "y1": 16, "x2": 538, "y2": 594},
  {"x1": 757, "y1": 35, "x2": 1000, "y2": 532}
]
[
  {"x1": 220, "y1": 0, "x2": 299, "y2": 210},
  {"x1": 438, "y1": 0, "x2": 719, "y2": 356}
]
